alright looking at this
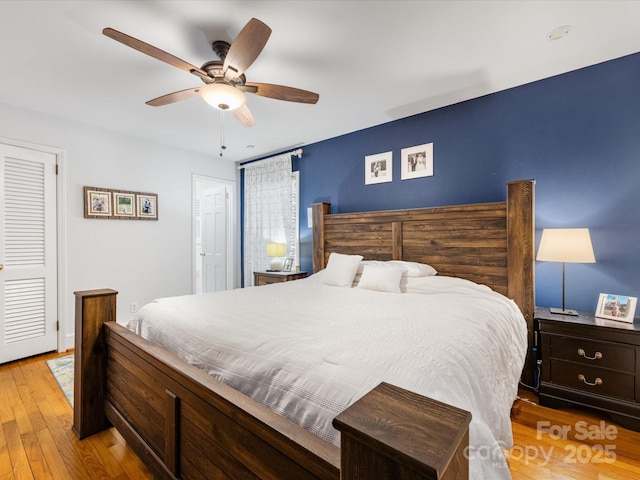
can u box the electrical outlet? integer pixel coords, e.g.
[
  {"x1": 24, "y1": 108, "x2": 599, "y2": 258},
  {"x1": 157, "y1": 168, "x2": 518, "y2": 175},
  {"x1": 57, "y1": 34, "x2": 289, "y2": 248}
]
[{"x1": 130, "y1": 302, "x2": 138, "y2": 313}]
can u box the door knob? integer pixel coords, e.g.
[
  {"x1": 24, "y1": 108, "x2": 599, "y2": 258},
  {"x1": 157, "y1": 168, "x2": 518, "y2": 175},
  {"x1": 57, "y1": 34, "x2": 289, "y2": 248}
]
[{"x1": 0, "y1": 264, "x2": 4, "y2": 271}]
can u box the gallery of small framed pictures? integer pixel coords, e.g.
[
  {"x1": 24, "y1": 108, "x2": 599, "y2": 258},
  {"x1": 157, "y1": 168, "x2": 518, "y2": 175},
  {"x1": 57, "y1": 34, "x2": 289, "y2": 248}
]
[{"x1": 84, "y1": 186, "x2": 158, "y2": 220}]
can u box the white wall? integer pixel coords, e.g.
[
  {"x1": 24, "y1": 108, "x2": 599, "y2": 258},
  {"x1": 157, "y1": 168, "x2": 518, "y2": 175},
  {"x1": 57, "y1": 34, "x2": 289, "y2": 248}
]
[{"x1": 0, "y1": 102, "x2": 238, "y2": 351}]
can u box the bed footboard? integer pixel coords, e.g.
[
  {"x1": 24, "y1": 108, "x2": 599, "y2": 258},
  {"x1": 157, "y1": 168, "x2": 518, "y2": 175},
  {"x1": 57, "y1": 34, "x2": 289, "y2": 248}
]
[
  {"x1": 74, "y1": 289, "x2": 471, "y2": 480},
  {"x1": 334, "y1": 383, "x2": 471, "y2": 480}
]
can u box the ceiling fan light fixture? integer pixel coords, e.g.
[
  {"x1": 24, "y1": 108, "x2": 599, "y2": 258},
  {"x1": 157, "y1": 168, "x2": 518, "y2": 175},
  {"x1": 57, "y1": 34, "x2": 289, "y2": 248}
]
[{"x1": 200, "y1": 83, "x2": 246, "y2": 110}]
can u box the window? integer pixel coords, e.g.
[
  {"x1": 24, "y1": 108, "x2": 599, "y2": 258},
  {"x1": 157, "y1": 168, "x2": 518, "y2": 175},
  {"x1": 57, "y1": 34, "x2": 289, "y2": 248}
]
[{"x1": 288, "y1": 171, "x2": 300, "y2": 269}]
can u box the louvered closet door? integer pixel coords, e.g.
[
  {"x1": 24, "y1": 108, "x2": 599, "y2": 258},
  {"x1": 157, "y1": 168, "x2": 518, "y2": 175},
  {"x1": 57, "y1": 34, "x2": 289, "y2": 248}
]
[{"x1": 0, "y1": 144, "x2": 57, "y2": 364}]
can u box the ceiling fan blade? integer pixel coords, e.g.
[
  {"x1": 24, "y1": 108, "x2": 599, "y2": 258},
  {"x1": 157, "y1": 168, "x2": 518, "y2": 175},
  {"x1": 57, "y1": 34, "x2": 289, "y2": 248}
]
[
  {"x1": 103, "y1": 27, "x2": 209, "y2": 78},
  {"x1": 223, "y1": 18, "x2": 272, "y2": 80},
  {"x1": 233, "y1": 104, "x2": 256, "y2": 127},
  {"x1": 146, "y1": 87, "x2": 201, "y2": 107},
  {"x1": 243, "y1": 82, "x2": 319, "y2": 104}
]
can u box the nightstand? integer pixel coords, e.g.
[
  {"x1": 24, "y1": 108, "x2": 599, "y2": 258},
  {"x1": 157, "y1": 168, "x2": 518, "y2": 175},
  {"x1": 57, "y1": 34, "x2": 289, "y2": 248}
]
[
  {"x1": 253, "y1": 271, "x2": 308, "y2": 286},
  {"x1": 536, "y1": 306, "x2": 640, "y2": 431}
]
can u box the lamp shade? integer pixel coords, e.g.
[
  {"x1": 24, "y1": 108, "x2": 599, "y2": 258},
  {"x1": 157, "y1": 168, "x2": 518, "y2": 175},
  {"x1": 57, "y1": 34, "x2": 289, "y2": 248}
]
[
  {"x1": 536, "y1": 228, "x2": 596, "y2": 263},
  {"x1": 199, "y1": 83, "x2": 246, "y2": 110},
  {"x1": 266, "y1": 243, "x2": 286, "y2": 257}
]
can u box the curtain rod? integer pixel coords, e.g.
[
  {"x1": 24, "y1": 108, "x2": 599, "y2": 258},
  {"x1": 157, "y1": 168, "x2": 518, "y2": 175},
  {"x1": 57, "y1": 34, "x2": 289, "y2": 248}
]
[{"x1": 237, "y1": 148, "x2": 303, "y2": 170}]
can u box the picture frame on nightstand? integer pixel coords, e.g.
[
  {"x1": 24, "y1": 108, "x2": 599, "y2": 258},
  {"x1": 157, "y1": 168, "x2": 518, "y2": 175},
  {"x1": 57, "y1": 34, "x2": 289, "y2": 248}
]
[
  {"x1": 596, "y1": 293, "x2": 637, "y2": 323},
  {"x1": 282, "y1": 257, "x2": 294, "y2": 272}
]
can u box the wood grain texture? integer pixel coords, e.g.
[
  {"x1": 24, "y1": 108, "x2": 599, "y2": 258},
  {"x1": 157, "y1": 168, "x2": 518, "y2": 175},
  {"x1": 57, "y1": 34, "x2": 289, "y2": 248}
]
[
  {"x1": 0, "y1": 351, "x2": 154, "y2": 479},
  {"x1": 73, "y1": 289, "x2": 117, "y2": 439},
  {"x1": 253, "y1": 271, "x2": 308, "y2": 285},
  {"x1": 312, "y1": 202, "x2": 331, "y2": 273},
  {"x1": 334, "y1": 383, "x2": 471, "y2": 480},
  {"x1": 509, "y1": 389, "x2": 640, "y2": 479},
  {"x1": 318, "y1": 203, "x2": 511, "y2": 291},
  {"x1": 507, "y1": 180, "x2": 536, "y2": 386},
  {"x1": 314, "y1": 181, "x2": 534, "y2": 303},
  {"x1": 165, "y1": 389, "x2": 179, "y2": 476}
]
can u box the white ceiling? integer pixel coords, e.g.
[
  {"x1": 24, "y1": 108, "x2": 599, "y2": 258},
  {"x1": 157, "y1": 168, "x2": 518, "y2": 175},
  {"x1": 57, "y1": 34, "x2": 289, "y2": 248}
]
[{"x1": 1, "y1": 1, "x2": 639, "y2": 163}]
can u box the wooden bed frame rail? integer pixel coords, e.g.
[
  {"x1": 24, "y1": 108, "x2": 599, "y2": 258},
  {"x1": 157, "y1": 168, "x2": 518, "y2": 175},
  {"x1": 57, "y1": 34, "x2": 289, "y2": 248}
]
[{"x1": 74, "y1": 179, "x2": 534, "y2": 480}]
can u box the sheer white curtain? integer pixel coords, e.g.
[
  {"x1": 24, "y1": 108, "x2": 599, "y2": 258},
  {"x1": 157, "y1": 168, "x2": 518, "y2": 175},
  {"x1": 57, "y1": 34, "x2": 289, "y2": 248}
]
[{"x1": 243, "y1": 152, "x2": 294, "y2": 286}]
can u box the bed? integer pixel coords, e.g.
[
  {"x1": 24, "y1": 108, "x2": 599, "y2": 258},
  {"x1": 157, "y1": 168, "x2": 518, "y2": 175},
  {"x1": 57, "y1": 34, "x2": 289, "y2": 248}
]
[{"x1": 74, "y1": 179, "x2": 535, "y2": 480}]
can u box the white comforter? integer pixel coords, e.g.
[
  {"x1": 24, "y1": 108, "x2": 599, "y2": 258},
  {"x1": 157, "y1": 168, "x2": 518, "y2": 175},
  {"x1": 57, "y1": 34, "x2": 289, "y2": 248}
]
[{"x1": 127, "y1": 273, "x2": 527, "y2": 480}]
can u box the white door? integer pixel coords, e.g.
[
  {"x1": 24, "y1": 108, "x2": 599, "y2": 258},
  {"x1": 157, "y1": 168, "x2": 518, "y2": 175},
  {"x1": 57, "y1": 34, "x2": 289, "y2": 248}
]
[
  {"x1": 0, "y1": 144, "x2": 57, "y2": 364},
  {"x1": 193, "y1": 175, "x2": 233, "y2": 294},
  {"x1": 202, "y1": 186, "x2": 227, "y2": 293}
]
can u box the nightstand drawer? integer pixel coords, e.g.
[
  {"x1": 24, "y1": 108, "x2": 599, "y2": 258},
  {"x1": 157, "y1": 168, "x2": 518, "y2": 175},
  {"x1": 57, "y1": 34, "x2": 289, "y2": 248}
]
[
  {"x1": 256, "y1": 276, "x2": 280, "y2": 286},
  {"x1": 550, "y1": 336, "x2": 635, "y2": 373},
  {"x1": 549, "y1": 359, "x2": 634, "y2": 401}
]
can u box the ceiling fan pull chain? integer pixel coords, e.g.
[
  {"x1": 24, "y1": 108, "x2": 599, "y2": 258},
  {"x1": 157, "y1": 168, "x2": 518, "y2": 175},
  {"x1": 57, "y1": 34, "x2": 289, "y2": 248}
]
[{"x1": 219, "y1": 107, "x2": 227, "y2": 157}]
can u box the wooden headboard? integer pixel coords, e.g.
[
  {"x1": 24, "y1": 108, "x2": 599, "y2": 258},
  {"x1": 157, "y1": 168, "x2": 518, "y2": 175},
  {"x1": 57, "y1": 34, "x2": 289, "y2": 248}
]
[{"x1": 311, "y1": 179, "x2": 536, "y2": 383}]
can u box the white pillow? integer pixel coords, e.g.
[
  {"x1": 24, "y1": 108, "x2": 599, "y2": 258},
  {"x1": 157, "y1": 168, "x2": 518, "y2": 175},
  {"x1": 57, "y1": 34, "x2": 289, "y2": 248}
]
[
  {"x1": 355, "y1": 260, "x2": 437, "y2": 278},
  {"x1": 357, "y1": 265, "x2": 403, "y2": 293},
  {"x1": 320, "y1": 252, "x2": 363, "y2": 287},
  {"x1": 386, "y1": 260, "x2": 437, "y2": 277},
  {"x1": 401, "y1": 275, "x2": 489, "y2": 294}
]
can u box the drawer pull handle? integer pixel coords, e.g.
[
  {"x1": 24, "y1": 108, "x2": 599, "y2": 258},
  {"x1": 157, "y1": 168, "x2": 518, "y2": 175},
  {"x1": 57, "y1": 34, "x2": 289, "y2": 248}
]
[
  {"x1": 577, "y1": 348, "x2": 602, "y2": 360},
  {"x1": 578, "y1": 374, "x2": 603, "y2": 387}
]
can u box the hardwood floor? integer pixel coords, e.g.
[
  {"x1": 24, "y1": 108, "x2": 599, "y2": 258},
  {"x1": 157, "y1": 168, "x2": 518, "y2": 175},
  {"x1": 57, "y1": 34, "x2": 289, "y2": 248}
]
[
  {"x1": 2, "y1": 351, "x2": 640, "y2": 479},
  {"x1": 508, "y1": 390, "x2": 640, "y2": 479},
  {"x1": 0, "y1": 351, "x2": 152, "y2": 480}
]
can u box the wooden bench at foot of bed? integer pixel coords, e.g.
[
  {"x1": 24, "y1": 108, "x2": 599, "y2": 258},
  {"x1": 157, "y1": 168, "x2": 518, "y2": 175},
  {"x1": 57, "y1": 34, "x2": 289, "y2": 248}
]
[{"x1": 74, "y1": 289, "x2": 472, "y2": 480}]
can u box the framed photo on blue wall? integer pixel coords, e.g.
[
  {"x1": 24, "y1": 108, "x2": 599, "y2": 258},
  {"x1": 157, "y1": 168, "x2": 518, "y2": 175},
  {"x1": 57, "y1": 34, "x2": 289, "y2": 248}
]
[
  {"x1": 364, "y1": 151, "x2": 392, "y2": 185},
  {"x1": 401, "y1": 143, "x2": 433, "y2": 180}
]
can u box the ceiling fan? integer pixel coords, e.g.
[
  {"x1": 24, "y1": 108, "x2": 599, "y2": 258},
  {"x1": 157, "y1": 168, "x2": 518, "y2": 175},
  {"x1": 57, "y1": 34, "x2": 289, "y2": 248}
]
[{"x1": 103, "y1": 18, "x2": 319, "y2": 128}]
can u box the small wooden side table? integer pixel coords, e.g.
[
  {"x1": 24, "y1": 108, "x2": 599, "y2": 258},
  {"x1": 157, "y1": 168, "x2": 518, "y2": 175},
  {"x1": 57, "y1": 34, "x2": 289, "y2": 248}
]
[{"x1": 253, "y1": 271, "x2": 308, "y2": 286}]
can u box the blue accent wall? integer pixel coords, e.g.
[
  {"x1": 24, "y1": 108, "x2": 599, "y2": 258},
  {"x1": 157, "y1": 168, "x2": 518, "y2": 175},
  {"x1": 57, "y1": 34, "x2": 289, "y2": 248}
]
[{"x1": 296, "y1": 52, "x2": 640, "y2": 314}]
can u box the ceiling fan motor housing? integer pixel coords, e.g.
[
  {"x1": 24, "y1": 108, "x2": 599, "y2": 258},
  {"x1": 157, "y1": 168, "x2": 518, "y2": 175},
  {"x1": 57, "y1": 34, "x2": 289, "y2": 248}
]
[{"x1": 211, "y1": 40, "x2": 230, "y2": 60}]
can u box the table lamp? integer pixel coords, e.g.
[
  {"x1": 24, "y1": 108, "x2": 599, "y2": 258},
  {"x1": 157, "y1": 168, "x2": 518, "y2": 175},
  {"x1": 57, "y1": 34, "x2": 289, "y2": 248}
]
[
  {"x1": 266, "y1": 243, "x2": 286, "y2": 271},
  {"x1": 536, "y1": 228, "x2": 595, "y2": 315}
]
